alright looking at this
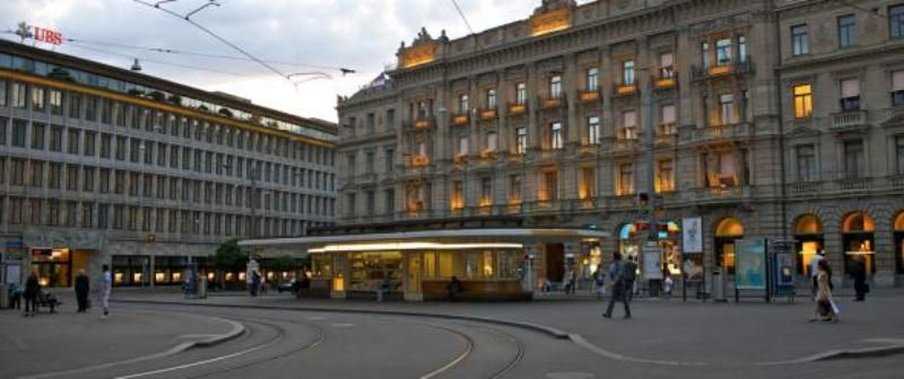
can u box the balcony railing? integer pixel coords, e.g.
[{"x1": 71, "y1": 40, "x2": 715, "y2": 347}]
[
  {"x1": 691, "y1": 60, "x2": 753, "y2": 81},
  {"x1": 788, "y1": 181, "x2": 822, "y2": 196},
  {"x1": 451, "y1": 113, "x2": 470, "y2": 126},
  {"x1": 836, "y1": 177, "x2": 871, "y2": 192},
  {"x1": 539, "y1": 94, "x2": 565, "y2": 110},
  {"x1": 692, "y1": 123, "x2": 751, "y2": 143},
  {"x1": 577, "y1": 89, "x2": 601, "y2": 103},
  {"x1": 407, "y1": 155, "x2": 430, "y2": 167},
  {"x1": 413, "y1": 116, "x2": 435, "y2": 130},
  {"x1": 508, "y1": 102, "x2": 527, "y2": 116},
  {"x1": 614, "y1": 84, "x2": 638, "y2": 97},
  {"x1": 610, "y1": 138, "x2": 639, "y2": 154},
  {"x1": 653, "y1": 72, "x2": 678, "y2": 90},
  {"x1": 830, "y1": 110, "x2": 868, "y2": 132},
  {"x1": 479, "y1": 108, "x2": 497, "y2": 121}
]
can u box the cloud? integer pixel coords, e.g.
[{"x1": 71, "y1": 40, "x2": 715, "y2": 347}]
[{"x1": 0, "y1": 0, "x2": 550, "y2": 122}]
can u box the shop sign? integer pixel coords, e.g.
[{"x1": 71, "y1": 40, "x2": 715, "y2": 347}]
[
  {"x1": 682, "y1": 217, "x2": 703, "y2": 253},
  {"x1": 15, "y1": 22, "x2": 64, "y2": 45}
]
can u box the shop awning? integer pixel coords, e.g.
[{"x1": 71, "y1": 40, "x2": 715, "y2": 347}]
[{"x1": 239, "y1": 228, "x2": 610, "y2": 251}]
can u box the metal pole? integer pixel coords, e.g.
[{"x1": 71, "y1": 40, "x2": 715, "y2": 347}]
[{"x1": 641, "y1": 67, "x2": 659, "y2": 297}]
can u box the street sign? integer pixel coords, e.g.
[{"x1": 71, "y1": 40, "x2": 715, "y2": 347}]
[{"x1": 642, "y1": 241, "x2": 663, "y2": 280}]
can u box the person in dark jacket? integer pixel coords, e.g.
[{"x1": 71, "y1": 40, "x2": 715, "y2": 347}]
[
  {"x1": 851, "y1": 256, "x2": 868, "y2": 302},
  {"x1": 24, "y1": 270, "x2": 40, "y2": 317},
  {"x1": 447, "y1": 276, "x2": 462, "y2": 302},
  {"x1": 74, "y1": 269, "x2": 90, "y2": 312}
]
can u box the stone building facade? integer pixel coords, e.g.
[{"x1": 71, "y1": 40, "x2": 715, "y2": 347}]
[
  {"x1": 0, "y1": 40, "x2": 337, "y2": 288},
  {"x1": 337, "y1": 0, "x2": 904, "y2": 288}
]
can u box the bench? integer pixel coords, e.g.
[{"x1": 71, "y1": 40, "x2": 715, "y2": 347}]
[{"x1": 35, "y1": 291, "x2": 62, "y2": 313}]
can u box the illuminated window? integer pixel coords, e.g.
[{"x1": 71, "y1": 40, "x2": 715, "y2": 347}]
[
  {"x1": 451, "y1": 180, "x2": 464, "y2": 210},
  {"x1": 617, "y1": 163, "x2": 634, "y2": 196},
  {"x1": 539, "y1": 171, "x2": 558, "y2": 201},
  {"x1": 515, "y1": 127, "x2": 527, "y2": 154},
  {"x1": 509, "y1": 175, "x2": 522, "y2": 204},
  {"x1": 579, "y1": 167, "x2": 596, "y2": 200},
  {"x1": 793, "y1": 84, "x2": 813, "y2": 119},
  {"x1": 656, "y1": 159, "x2": 674, "y2": 193},
  {"x1": 480, "y1": 177, "x2": 492, "y2": 206}
]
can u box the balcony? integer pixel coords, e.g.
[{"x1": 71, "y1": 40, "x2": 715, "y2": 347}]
[
  {"x1": 577, "y1": 89, "x2": 601, "y2": 103},
  {"x1": 692, "y1": 186, "x2": 751, "y2": 204},
  {"x1": 577, "y1": 143, "x2": 599, "y2": 157},
  {"x1": 453, "y1": 154, "x2": 469, "y2": 165},
  {"x1": 413, "y1": 116, "x2": 435, "y2": 130},
  {"x1": 654, "y1": 73, "x2": 678, "y2": 91},
  {"x1": 692, "y1": 123, "x2": 751, "y2": 144},
  {"x1": 540, "y1": 95, "x2": 565, "y2": 110},
  {"x1": 835, "y1": 177, "x2": 872, "y2": 192},
  {"x1": 508, "y1": 102, "x2": 528, "y2": 116},
  {"x1": 479, "y1": 149, "x2": 498, "y2": 160},
  {"x1": 614, "y1": 84, "x2": 637, "y2": 97},
  {"x1": 610, "y1": 138, "x2": 639, "y2": 154},
  {"x1": 479, "y1": 108, "x2": 497, "y2": 121},
  {"x1": 830, "y1": 110, "x2": 869, "y2": 133},
  {"x1": 788, "y1": 181, "x2": 823, "y2": 196},
  {"x1": 692, "y1": 60, "x2": 753, "y2": 81},
  {"x1": 451, "y1": 113, "x2": 470, "y2": 126},
  {"x1": 408, "y1": 155, "x2": 430, "y2": 168}
]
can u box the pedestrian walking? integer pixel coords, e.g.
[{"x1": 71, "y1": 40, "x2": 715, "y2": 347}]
[
  {"x1": 809, "y1": 251, "x2": 824, "y2": 300},
  {"x1": 100, "y1": 264, "x2": 112, "y2": 319},
  {"x1": 811, "y1": 260, "x2": 839, "y2": 322},
  {"x1": 23, "y1": 270, "x2": 40, "y2": 317},
  {"x1": 75, "y1": 269, "x2": 90, "y2": 313},
  {"x1": 447, "y1": 276, "x2": 462, "y2": 302},
  {"x1": 251, "y1": 271, "x2": 261, "y2": 297},
  {"x1": 663, "y1": 274, "x2": 674, "y2": 298},
  {"x1": 603, "y1": 252, "x2": 631, "y2": 319},
  {"x1": 851, "y1": 256, "x2": 868, "y2": 302},
  {"x1": 623, "y1": 256, "x2": 638, "y2": 301},
  {"x1": 564, "y1": 268, "x2": 576, "y2": 294}
]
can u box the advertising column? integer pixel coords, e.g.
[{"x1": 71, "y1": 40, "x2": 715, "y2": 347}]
[{"x1": 681, "y1": 217, "x2": 703, "y2": 301}]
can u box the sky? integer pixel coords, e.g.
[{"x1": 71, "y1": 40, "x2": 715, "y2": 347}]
[{"x1": 0, "y1": 0, "x2": 572, "y2": 123}]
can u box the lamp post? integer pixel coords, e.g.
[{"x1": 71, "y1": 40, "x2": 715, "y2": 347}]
[{"x1": 637, "y1": 65, "x2": 662, "y2": 297}]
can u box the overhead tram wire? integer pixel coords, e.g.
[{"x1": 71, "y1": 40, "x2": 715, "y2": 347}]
[
  {"x1": 131, "y1": 0, "x2": 291, "y2": 80},
  {"x1": 63, "y1": 41, "x2": 253, "y2": 78},
  {"x1": 449, "y1": 0, "x2": 476, "y2": 37}
]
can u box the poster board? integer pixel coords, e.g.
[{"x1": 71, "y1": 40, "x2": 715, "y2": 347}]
[
  {"x1": 682, "y1": 218, "x2": 703, "y2": 254},
  {"x1": 642, "y1": 242, "x2": 663, "y2": 280},
  {"x1": 735, "y1": 239, "x2": 767, "y2": 290}
]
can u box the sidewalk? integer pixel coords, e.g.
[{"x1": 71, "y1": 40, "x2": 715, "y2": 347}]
[
  {"x1": 0, "y1": 293, "x2": 239, "y2": 378},
  {"x1": 115, "y1": 290, "x2": 904, "y2": 366}
]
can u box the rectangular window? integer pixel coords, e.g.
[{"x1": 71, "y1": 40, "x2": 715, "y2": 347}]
[
  {"x1": 586, "y1": 68, "x2": 599, "y2": 91},
  {"x1": 515, "y1": 127, "x2": 528, "y2": 154},
  {"x1": 83, "y1": 166, "x2": 95, "y2": 192},
  {"x1": 793, "y1": 84, "x2": 813, "y2": 119},
  {"x1": 486, "y1": 89, "x2": 497, "y2": 108},
  {"x1": 509, "y1": 175, "x2": 522, "y2": 204},
  {"x1": 48, "y1": 163, "x2": 62, "y2": 189},
  {"x1": 838, "y1": 14, "x2": 856, "y2": 48},
  {"x1": 66, "y1": 164, "x2": 79, "y2": 191},
  {"x1": 891, "y1": 5, "x2": 904, "y2": 39},
  {"x1": 621, "y1": 111, "x2": 637, "y2": 140},
  {"x1": 719, "y1": 94, "x2": 737, "y2": 125},
  {"x1": 738, "y1": 35, "x2": 748, "y2": 63},
  {"x1": 549, "y1": 75, "x2": 562, "y2": 99},
  {"x1": 891, "y1": 70, "x2": 904, "y2": 106},
  {"x1": 796, "y1": 145, "x2": 816, "y2": 181},
  {"x1": 11, "y1": 83, "x2": 26, "y2": 109},
  {"x1": 31, "y1": 86, "x2": 45, "y2": 112},
  {"x1": 659, "y1": 53, "x2": 674, "y2": 78},
  {"x1": 516, "y1": 82, "x2": 527, "y2": 105},
  {"x1": 656, "y1": 160, "x2": 674, "y2": 193},
  {"x1": 617, "y1": 163, "x2": 634, "y2": 196},
  {"x1": 0, "y1": 117, "x2": 5, "y2": 146},
  {"x1": 32, "y1": 122, "x2": 45, "y2": 150},
  {"x1": 85, "y1": 96, "x2": 97, "y2": 121},
  {"x1": 792, "y1": 24, "x2": 809, "y2": 56},
  {"x1": 49, "y1": 125, "x2": 63, "y2": 152},
  {"x1": 451, "y1": 180, "x2": 464, "y2": 210},
  {"x1": 479, "y1": 177, "x2": 492, "y2": 206},
  {"x1": 68, "y1": 93, "x2": 81, "y2": 119},
  {"x1": 587, "y1": 116, "x2": 600, "y2": 145},
  {"x1": 485, "y1": 132, "x2": 497, "y2": 152},
  {"x1": 98, "y1": 204, "x2": 109, "y2": 229},
  {"x1": 12, "y1": 119, "x2": 26, "y2": 147},
  {"x1": 457, "y1": 135, "x2": 469, "y2": 156},
  {"x1": 703, "y1": 151, "x2": 740, "y2": 188},
  {"x1": 67, "y1": 128, "x2": 79, "y2": 154},
  {"x1": 580, "y1": 167, "x2": 596, "y2": 200},
  {"x1": 385, "y1": 148, "x2": 394, "y2": 173},
  {"x1": 0, "y1": 80, "x2": 6, "y2": 107},
  {"x1": 623, "y1": 60, "x2": 636, "y2": 85},
  {"x1": 49, "y1": 89, "x2": 62, "y2": 115},
  {"x1": 549, "y1": 122, "x2": 563, "y2": 150},
  {"x1": 83, "y1": 131, "x2": 95, "y2": 157},
  {"x1": 30, "y1": 161, "x2": 44, "y2": 187},
  {"x1": 116, "y1": 136, "x2": 127, "y2": 161},
  {"x1": 540, "y1": 171, "x2": 558, "y2": 201},
  {"x1": 81, "y1": 202, "x2": 94, "y2": 228},
  {"x1": 715, "y1": 38, "x2": 732, "y2": 65},
  {"x1": 101, "y1": 134, "x2": 113, "y2": 159},
  {"x1": 458, "y1": 94, "x2": 469, "y2": 113},
  {"x1": 843, "y1": 140, "x2": 864, "y2": 178},
  {"x1": 840, "y1": 79, "x2": 861, "y2": 112},
  {"x1": 661, "y1": 105, "x2": 677, "y2": 135}
]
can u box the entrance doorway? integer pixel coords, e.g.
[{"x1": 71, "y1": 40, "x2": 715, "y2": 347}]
[
  {"x1": 714, "y1": 218, "x2": 744, "y2": 275},
  {"x1": 793, "y1": 214, "x2": 824, "y2": 277},
  {"x1": 31, "y1": 248, "x2": 72, "y2": 287},
  {"x1": 841, "y1": 212, "x2": 875, "y2": 275},
  {"x1": 545, "y1": 243, "x2": 565, "y2": 283}
]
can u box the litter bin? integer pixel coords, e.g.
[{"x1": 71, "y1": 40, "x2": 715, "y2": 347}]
[
  {"x1": 197, "y1": 277, "x2": 208, "y2": 299},
  {"x1": 712, "y1": 269, "x2": 726, "y2": 302},
  {"x1": 0, "y1": 284, "x2": 8, "y2": 309}
]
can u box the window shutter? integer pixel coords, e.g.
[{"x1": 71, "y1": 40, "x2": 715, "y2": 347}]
[
  {"x1": 624, "y1": 111, "x2": 637, "y2": 127},
  {"x1": 660, "y1": 53, "x2": 674, "y2": 68},
  {"x1": 662, "y1": 105, "x2": 676, "y2": 124},
  {"x1": 841, "y1": 79, "x2": 860, "y2": 98}
]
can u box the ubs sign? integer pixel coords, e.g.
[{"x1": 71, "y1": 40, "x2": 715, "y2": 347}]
[{"x1": 15, "y1": 22, "x2": 64, "y2": 46}]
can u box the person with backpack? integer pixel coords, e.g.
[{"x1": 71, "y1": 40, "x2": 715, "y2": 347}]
[
  {"x1": 603, "y1": 252, "x2": 631, "y2": 319},
  {"x1": 623, "y1": 256, "x2": 638, "y2": 301}
]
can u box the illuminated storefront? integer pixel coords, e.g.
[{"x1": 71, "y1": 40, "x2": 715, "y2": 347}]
[
  {"x1": 895, "y1": 213, "x2": 904, "y2": 276},
  {"x1": 793, "y1": 215, "x2": 824, "y2": 277},
  {"x1": 714, "y1": 218, "x2": 744, "y2": 275},
  {"x1": 841, "y1": 212, "x2": 875, "y2": 275},
  {"x1": 243, "y1": 228, "x2": 608, "y2": 301}
]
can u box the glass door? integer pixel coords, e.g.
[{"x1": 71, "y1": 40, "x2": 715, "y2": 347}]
[{"x1": 406, "y1": 254, "x2": 421, "y2": 294}]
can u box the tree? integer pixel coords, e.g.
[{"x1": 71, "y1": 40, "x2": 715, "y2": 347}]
[{"x1": 213, "y1": 239, "x2": 247, "y2": 289}]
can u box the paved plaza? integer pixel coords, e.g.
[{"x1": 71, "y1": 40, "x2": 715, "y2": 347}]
[{"x1": 2, "y1": 289, "x2": 901, "y2": 379}]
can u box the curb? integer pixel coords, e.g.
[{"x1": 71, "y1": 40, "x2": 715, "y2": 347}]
[
  {"x1": 189, "y1": 316, "x2": 246, "y2": 348},
  {"x1": 114, "y1": 298, "x2": 571, "y2": 340}
]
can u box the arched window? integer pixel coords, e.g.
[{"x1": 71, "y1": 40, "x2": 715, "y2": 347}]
[
  {"x1": 618, "y1": 223, "x2": 639, "y2": 259},
  {"x1": 793, "y1": 214, "x2": 824, "y2": 276},
  {"x1": 841, "y1": 211, "x2": 876, "y2": 275},
  {"x1": 715, "y1": 218, "x2": 744, "y2": 274}
]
